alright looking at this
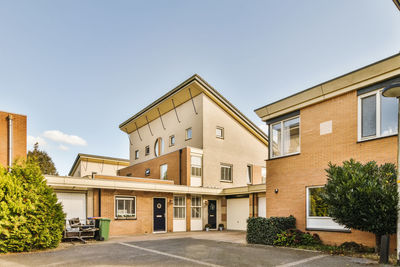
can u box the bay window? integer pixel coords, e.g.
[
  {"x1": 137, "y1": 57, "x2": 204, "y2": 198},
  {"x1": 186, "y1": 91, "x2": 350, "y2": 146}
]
[
  {"x1": 358, "y1": 89, "x2": 398, "y2": 141},
  {"x1": 270, "y1": 116, "x2": 300, "y2": 158}
]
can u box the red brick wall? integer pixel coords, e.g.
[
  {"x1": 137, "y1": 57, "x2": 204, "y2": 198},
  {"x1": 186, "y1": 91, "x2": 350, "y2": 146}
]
[
  {"x1": 266, "y1": 91, "x2": 397, "y2": 247},
  {"x1": 0, "y1": 112, "x2": 26, "y2": 168}
]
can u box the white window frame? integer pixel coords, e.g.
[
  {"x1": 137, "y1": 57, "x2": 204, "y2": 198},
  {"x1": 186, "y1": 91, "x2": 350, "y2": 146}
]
[
  {"x1": 357, "y1": 89, "x2": 398, "y2": 141},
  {"x1": 169, "y1": 135, "x2": 175, "y2": 146},
  {"x1": 261, "y1": 167, "x2": 267, "y2": 184},
  {"x1": 269, "y1": 116, "x2": 300, "y2": 159},
  {"x1": 173, "y1": 195, "x2": 186, "y2": 219},
  {"x1": 216, "y1": 126, "x2": 224, "y2": 139},
  {"x1": 185, "y1": 128, "x2": 192, "y2": 140},
  {"x1": 220, "y1": 163, "x2": 233, "y2": 182},
  {"x1": 191, "y1": 196, "x2": 202, "y2": 219},
  {"x1": 306, "y1": 186, "x2": 346, "y2": 231},
  {"x1": 246, "y1": 164, "x2": 253, "y2": 184},
  {"x1": 115, "y1": 196, "x2": 136, "y2": 219},
  {"x1": 135, "y1": 150, "x2": 139, "y2": 160},
  {"x1": 160, "y1": 164, "x2": 168, "y2": 180}
]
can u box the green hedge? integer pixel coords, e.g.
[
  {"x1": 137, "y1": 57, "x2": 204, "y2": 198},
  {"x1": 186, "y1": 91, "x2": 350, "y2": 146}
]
[{"x1": 246, "y1": 216, "x2": 296, "y2": 245}]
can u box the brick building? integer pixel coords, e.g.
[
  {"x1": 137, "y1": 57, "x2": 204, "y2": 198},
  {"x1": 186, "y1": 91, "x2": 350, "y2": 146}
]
[
  {"x1": 49, "y1": 74, "x2": 269, "y2": 235},
  {"x1": 255, "y1": 53, "x2": 400, "y2": 248},
  {"x1": 0, "y1": 111, "x2": 27, "y2": 168}
]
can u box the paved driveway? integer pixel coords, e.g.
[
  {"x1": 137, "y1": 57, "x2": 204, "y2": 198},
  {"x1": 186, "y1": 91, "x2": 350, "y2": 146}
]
[{"x1": 0, "y1": 232, "x2": 378, "y2": 267}]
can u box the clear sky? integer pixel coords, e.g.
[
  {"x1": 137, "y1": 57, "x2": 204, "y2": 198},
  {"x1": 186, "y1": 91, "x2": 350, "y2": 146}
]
[{"x1": 0, "y1": 1, "x2": 399, "y2": 175}]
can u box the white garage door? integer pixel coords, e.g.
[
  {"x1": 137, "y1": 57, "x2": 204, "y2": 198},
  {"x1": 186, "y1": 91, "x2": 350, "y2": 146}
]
[
  {"x1": 258, "y1": 197, "x2": 266, "y2": 217},
  {"x1": 227, "y1": 197, "x2": 249, "y2": 231},
  {"x1": 57, "y1": 192, "x2": 86, "y2": 224}
]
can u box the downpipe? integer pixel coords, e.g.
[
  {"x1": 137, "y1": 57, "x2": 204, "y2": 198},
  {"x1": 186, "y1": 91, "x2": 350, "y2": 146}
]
[{"x1": 7, "y1": 114, "x2": 13, "y2": 170}]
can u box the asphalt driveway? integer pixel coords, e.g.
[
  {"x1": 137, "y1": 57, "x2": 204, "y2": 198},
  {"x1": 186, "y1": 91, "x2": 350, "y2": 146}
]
[{"x1": 0, "y1": 234, "x2": 378, "y2": 266}]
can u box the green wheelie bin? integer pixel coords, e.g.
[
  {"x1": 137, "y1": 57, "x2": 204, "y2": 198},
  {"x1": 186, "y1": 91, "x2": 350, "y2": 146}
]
[{"x1": 95, "y1": 218, "x2": 111, "y2": 241}]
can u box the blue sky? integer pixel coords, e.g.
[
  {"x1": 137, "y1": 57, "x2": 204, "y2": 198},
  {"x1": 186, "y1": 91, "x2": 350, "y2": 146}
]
[{"x1": 0, "y1": 1, "x2": 399, "y2": 175}]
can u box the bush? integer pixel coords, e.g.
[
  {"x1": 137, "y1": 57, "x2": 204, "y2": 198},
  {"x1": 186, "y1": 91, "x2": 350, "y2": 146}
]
[
  {"x1": 274, "y1": 229, "x2": 322, "y2": 246},
  {"x1": 338, "y1": 242, "x2": 375, "y2": 253},
  {"x1": 247, "y1": 216, "x2": 296, "y2": 245},
  {"x1": 0, "y1": 161, "x2": 65, "y2": 253}
]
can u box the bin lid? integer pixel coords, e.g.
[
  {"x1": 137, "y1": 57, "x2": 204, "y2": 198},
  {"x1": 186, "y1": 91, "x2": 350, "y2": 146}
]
[{"x1": 99, "y1": 218, "x2": 111, "y2": 221}]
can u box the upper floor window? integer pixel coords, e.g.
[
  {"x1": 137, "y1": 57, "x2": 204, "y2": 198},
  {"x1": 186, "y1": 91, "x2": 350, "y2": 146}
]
[
  {"x1": 154, "y1": 137, "x2": 164, "y2": 157},
  {"x1": 261, "y1": 167, "x2": 266, "y2": 184},
  {"x1": 358, "y1": 90, "x2": 398, "y2": 141},
  {"x1": 160, "y1": 164, "x2": 168, "y2": 180},
  {"x1": 135, "y1": 150, "x2": 139, "y2": 160},
  {"x1": 246, "y1": 165, "x2": 253, "y2": 184},
  {"x1": 220, "y1": 163, "x2": 232, "y2": 182},
  {"x1": 216, "y1": 126, "x2": 224, "y2": 139},
  {"x1": 191, "y1": 156, "x2": 202, "y2": 177},
  {"x1": 145, "y1": 145, "x2": 150, "y2": 156},
  {"x1": 270, "y1": 116, "x2": 300, "y2": 158},
  {"x1": 169, "y1": 135, "x2": 175, "y2": 146},
  {"x1": 186, "y1": 128, "x2": 192, "y2": 140}
]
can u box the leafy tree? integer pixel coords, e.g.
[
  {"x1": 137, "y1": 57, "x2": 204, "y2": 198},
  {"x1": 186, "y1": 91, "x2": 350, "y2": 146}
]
[
  {"x1": 27, "y1": 142, "x2": 58, "y2": 175},
  {"x1": 0, "y1": 160, "x2": 65, "y2": 253},
  {"x1": 322, "y1": 159, "x2": 398, "y2": 252}
]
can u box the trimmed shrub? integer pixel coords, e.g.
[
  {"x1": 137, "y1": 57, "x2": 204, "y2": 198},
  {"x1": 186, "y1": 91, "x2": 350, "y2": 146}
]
[
  {"x1": 246, "y1": 216, "x2": 296, "y2": 245},
  {"x1": 0, "y1": 161, "x2": 65, "y2": 253},
  {"x1": 274, "y1": 229, "x2": 322, "y2": 246}
]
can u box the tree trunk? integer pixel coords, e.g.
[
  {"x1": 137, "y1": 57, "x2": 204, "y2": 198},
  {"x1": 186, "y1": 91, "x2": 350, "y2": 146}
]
[{"x1": 375, "y1": 234, "x2": 381, "y2": 253}]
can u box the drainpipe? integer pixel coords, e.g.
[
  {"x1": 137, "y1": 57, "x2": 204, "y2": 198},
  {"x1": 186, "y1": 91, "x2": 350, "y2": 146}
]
[
  {"x1": 7, "y1": 115, "x2": 13, "y2": 170},
  {"x1": 98, "y1": 188, "x2": 101, "y2": 217},
  {"x1": 252, "y1": 194, "x2": 255, "y2": 217}
]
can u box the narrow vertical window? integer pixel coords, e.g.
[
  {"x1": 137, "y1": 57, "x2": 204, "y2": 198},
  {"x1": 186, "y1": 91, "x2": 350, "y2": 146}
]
[
  {"x1": 186, "y1": 128, "x2": 192, "y2": 140},
  {"x1": 160, "y1": 164, "x2": 168, "y2": 180},
  {"x1": 191, "y1": 196, "x2": 201, "y2": 219},
  {"x1": 145, "y1": 145, "x2": 150, "y2": 156},
  {"x1": 216, "y1": 127, "x2": 224, "y2": 139},
  {"x1": 246, "y1": 165, "x2": 253, "y2": 184},
  {"x1": 361, "y1": 95, "x2": 376, "y2": 138},
  {"x1": 135, "y1": 150, "x2": 139, "y2": 160},
  {"x1": 169, "y1": 135, "x2": 175, "y2": 146},
  {"x1": 261, "y1": 167, "x2": 266, "y2": 184},
  {"x1": 173, "y1": 196, "x2": 186, "y2": 219}
]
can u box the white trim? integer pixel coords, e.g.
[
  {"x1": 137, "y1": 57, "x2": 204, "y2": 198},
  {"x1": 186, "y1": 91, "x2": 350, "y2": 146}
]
[
  {"x1": 173, "y1": 195, "x2": 186, "y2": 219},
  {"x1": 114, "y1": 195, "x2": 136, "y2": 219},
  {"x1": 358, "y1": 88, "x2": 398, "y2": 141},
  {"x1": 270, "y1": 115, "x2": 300, "y2": 159},
  {"x1": 152, "y1": 197, "x2": 167, "y2": 233}
]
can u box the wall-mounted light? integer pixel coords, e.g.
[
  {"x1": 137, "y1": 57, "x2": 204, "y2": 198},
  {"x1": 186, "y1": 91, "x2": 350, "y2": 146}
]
[{"x1": 274, "y1": 188, "x2": 279, "y2": 194}]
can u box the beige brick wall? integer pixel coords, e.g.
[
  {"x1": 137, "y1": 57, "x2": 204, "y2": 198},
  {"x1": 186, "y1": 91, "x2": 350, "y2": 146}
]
[{"x1": 266, "y1": 90, "x2": 397, "y2": 247}]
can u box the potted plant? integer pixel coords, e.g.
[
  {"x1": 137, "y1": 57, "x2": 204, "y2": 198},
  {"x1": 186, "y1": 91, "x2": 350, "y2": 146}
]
[
  {"x1": 205, "y1": 224, "x2": 211, "y2": 231},
  {"x1": 218, "y1": 223, "x2": 224, "y2": 231}
]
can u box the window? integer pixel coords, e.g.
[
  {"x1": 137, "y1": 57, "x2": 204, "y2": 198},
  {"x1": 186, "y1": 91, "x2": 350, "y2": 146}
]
[
  {"x1": 246, "y1": 165, "x2": 253, "y2": 184},
  {"x1": 115, "y1": 196, "x2": 136, "y2": 219},
  {"x1": 173, "y1": 195, "x2": 186, "y2": 219},
  {"x1": 169, "y1": 135, "x2": 175, "y2": 146},
  {"x1": 216, "y1": 126, "x2": 224, "y2": 139},
  {"x1": 261, "y1": 167, "x2": 266, "y2": 184},
  {"x1": 358, "y1": 90, "x2": 398, "y2": 140},
  {"x1": 135, "y1": 150, "x2": 139, "y2": 160},
  {"x1": 160, "y1": 164, "x2": 168, "y2": 180},
  {"x1": 186, "y1": 128, "x2": 192, "y2": 140},
  {"x1": 154, "y1": 137, "x2": 164, "y2": 157},
  {"x1": 191, "y1": 196, "x2": 202, "y2": 219},
  {"x1": 220, "y1": 164, "x2": 232, "y2": 182},
  {"x1": 270, "y1": 116, "x2": 300, "y2": 158},
  {"x1": 306, "y1": 186, "x2": 346, "y2": 231},
  {"x1": 145, "y1": 145, "x2": 150, "y2": 156},
  {"x1": 191, "y1": 156, "x2": 202, "y2": 177}
]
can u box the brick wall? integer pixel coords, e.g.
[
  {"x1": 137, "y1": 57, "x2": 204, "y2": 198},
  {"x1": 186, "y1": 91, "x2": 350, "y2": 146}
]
[
  {"x1": 118, "y1": 148, "x2": 189, "y2": 185},
  {"x1": 266, "y1": 90, "x2": 397, "y2": 247},
  {"x1": 0, "y1": 111, "x2": 26, "y2": 168}
]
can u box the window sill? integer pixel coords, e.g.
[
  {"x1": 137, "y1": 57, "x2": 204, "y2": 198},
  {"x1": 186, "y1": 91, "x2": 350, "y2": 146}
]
[
  {"x1": 357, "y1": 133, "x2": 397, "y2": 143},
  {"x1": 220, "y1": 180, "x2": 233, "y2": 183},
  {"x1": 115, "y1": 217, "x2": 137, "y2": 220},
  {"x1": 185, "y1": 138, "x2": 192, "y2": 141},
  {"x1": 267, "y1": 152, "x2": 300, "y2": 161},
  {"x1": 306, "y1": 228, "x2": 351, "y2": 233}
]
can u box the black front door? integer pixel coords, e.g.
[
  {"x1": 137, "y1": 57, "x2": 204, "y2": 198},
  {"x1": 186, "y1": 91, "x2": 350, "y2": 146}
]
[
  {"x1": 208, "y1": 200, "x2": 217, "y2": 229},
  {"x1": 153, "y1": 198, "x2": 166, "y2": 232}
]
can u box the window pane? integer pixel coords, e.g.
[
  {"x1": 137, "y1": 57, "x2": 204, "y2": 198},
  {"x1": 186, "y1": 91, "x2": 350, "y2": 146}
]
[
  {"x1": 381, "y1": 94, "x2": 398, "y2": 136},
  {"x1": 117, "y1": 200, "x2": 124, "y2": 215},
  {"x1": 308, "y1": 188, "x2": 328, "y2": 217},
  {"x1": 247, "y1": 165, "x2": 252, "y2": 184},
  {"x1": 283, "y1": 118, "x2": 300, "y2": 155},
  {"x1": 271, "y1": 123, "x2": 281, "y2": 157},
  {"x1": 361, "y1": 95, "x2": 376, "y2": 137}
]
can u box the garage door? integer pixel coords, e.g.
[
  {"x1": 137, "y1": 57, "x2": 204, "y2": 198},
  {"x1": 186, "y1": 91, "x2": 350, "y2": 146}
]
[
  {"x1": 258, "y1": 197, "x2": 266, "y2": 217},
  {"x1": 227, "y1": 197, "x2": 249, "y2": 231},
  {"x1": 57, "y1": 192, "x2": 86, "y2": 223}
]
